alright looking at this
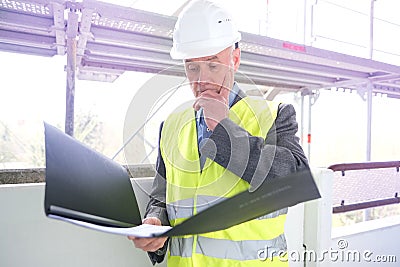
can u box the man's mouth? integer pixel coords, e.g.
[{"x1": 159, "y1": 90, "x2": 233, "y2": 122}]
[{"x1": 197, "y1": 87, "x2": 220, "y2": 96}]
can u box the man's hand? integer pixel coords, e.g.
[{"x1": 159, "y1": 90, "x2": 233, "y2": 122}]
[
  {"x1": 193, "y1": 70, "x2": 233, "y2": 131},
  {"x1": 127, "y1": 217, "x2": 168, "y2": 252},
  {"x1": 193, "y1": 91, "x2": 229, "y2": 131}
]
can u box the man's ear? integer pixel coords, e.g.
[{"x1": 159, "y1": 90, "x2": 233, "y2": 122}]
[{"x1": 232, "y1": 48, "x2": 241, "y2": 72}]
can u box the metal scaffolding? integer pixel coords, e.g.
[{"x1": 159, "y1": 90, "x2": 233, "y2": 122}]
[{"x1": 1, "y1": 0, "x2": 400, "y2": 162}]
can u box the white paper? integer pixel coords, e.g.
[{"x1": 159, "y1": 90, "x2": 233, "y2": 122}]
[{"x1": 48, "y1": 215, "x2": 171, "y2": 238}]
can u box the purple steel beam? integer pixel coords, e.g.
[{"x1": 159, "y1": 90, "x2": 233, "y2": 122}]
[
  {"x1": 0, "y1": 42, "x2": 56, "y2": 56},
  {"x1": 240, "y1": 51, "x2": 371, "y2": 80},
  {"x1": 241, "y1": 32, "x2": 400, "y2": 74},
  {"x1": 85, "y1": 41, "x2": 174, "y2": 65},
  {"x1": 86, "y1": 39, "x2": 335, "y2": 86},
  {"x1": 369, "y1": 74, "x2": 400, "y2": 82},
  {"x1": 82, "y1": 0, "x2": 176, "y2": 31},
  {"x1": 81, "y1": 57, "x2": 184, "y2": 77},
  {"x1": 239, "y1": 62, "x2": 339, "y2": 84},
  {"x1": 0, "y1": 29, "x2": 56, "y2": 48},
  {"x1": 89, "y1": 25, "x2": 173, "y2": 53},
  {"x1": 0, "y1": 9, "x2": 54, "y2": 31}
]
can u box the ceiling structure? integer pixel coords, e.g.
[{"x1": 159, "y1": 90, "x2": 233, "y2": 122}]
[{"x1": 1, "y1": 0, "x2": 400, "y2": 99}]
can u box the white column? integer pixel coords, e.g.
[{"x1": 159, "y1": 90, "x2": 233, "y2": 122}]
[{"x1": 303, "y1": 168, "x2": 334, "y2": 267}]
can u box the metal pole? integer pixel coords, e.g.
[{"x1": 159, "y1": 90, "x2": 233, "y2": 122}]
[
  {"x1": 362, "y1": 0, "x2": 375, "y2": 222},
  {"x1": 303, "y1": 0, "x2": 307, "y2": 45},
  {"x1": 366, "y1": 0, "x2": 375, "y2": 160},
  {"x1": 65, "y1": 9, "x2": 79, "y2": 136},
  {"x1": 369, "y1": 0, "x2": 375, "y2": 59},
  {"x1": 366, "y1": 83, "x2": 373, "y2": 161},
  {"x1": 65, "y1": 37, "x2": 76, "y2": 136},
  {"x1": 364, "y1": 82, "x2": 373, "y2": 222},
  {"x1": 308, "y1": 93, "x2": 312, "y2": 163},
  {"x1": 300, "y1": 94, "x2": 305, "y2": 147}
]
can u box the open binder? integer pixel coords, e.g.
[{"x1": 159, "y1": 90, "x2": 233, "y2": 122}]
[{"x1": 44, "y1": 122, "x2": 320, "y2": 237}]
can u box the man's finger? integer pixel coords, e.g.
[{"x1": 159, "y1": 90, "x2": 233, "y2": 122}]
[
  {"x1": 199, "y1": 91, "x2": 228, "y2": 104},
  {"x1": 141, "y1": 240, "x2": 165, "y2": 252},
  {"x1": 130, "y1": 236, "x2": 168, "y2": 252},
  {"x1": 193, "y1": 98, "x2": 205, "y2": 111},
  {"x1": 193, "y1": 96, "x2": 226, "y2": 111},
  {"x1": 132, "y1": 238, "x2": 155, "y2": 249}
]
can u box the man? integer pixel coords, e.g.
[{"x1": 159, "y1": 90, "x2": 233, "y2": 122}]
[{"x1": 129, "y1": 0, "x2": 309, "y2": 266}]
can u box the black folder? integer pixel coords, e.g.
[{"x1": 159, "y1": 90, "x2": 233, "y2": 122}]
[
  {"x1": 44, "y1": 122, "x2": 321, "y2": 237},
  {"x1": 44, "y1": 122, "x2": 142, "y2": 228}
]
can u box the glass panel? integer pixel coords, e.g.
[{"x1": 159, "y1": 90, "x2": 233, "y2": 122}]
[{"x1": 0, "y1": 52, "x2": 65, "y2": 168}]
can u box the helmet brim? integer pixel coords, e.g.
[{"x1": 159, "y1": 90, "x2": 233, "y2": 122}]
[{"x1": 170, "y1": 33, "x2": 241, "y2": 60}]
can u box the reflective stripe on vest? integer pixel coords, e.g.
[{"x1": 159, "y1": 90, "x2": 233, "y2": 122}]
[
  {"x1": 170, "y1": 233, "x2": 287, "y2": 260},
  {"x1": 167, "y1": 195, "x2": 287, "y2": 221},
  {"x1": 161, "y1": 96, "x2": 286, "y2": 266}
]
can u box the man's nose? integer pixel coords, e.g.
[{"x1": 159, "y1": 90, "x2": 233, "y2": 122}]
[{"x1": 197, "y1": 65, "x2": 211, "y2": 83}]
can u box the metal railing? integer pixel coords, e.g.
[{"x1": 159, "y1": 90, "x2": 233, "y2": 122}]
[
  {"x1": 328, "y1": 161, "x2": 400, "y2": 213},
  {"x1": 0, "y1": 164, "x2": 156, "y2": 184}
]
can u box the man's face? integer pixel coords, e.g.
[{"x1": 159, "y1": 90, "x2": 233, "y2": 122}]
[{"x1": 184, "y1": 46, "x2": 241, "y2": 101}]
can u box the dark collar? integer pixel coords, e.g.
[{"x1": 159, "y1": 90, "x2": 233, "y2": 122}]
[{"x1": 231, "y1": 85, "x2": 247, "y2": 107}]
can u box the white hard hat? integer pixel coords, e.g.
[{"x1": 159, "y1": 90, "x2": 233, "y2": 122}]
[{"x1": 170, "y1": 0, "x2": 241, "y2": 60}]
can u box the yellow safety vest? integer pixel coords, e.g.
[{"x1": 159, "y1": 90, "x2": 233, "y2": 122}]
[{"x1": 160, "y1": 96, "x2": 288, "y2": 267}]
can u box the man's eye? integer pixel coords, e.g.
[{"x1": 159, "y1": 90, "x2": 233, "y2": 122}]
[
  {"x1": 209, "y1": 63, "x2": 219, "y2": 71},
  {"x1": 186, "y1": 64, "x2": 199, "y2": 72}
]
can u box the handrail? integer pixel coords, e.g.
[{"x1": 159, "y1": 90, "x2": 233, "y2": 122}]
[
  {"x1": 328, "y1": 161, "x2": 400, "y2": 174},
  {"x1": 328, "y1": 161, "x2": 400, "y2": 213},
  {"x1": 0, "y1": 164, "x2": 156, "y2": 184},
  {"x1": 333, "y1": 195, "x2": 400, "y2": 214}
]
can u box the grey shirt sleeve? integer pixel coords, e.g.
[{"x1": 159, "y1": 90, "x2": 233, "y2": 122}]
[
  {"x1": 144, "y1": 122, "x2": 169, "y2": 225},
  {"x1": 200, "y1": 103, "x2": 309, "y2": 190},
  {"x1": 144, "y1": 123, "x2": 169, "y2": 265}
]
